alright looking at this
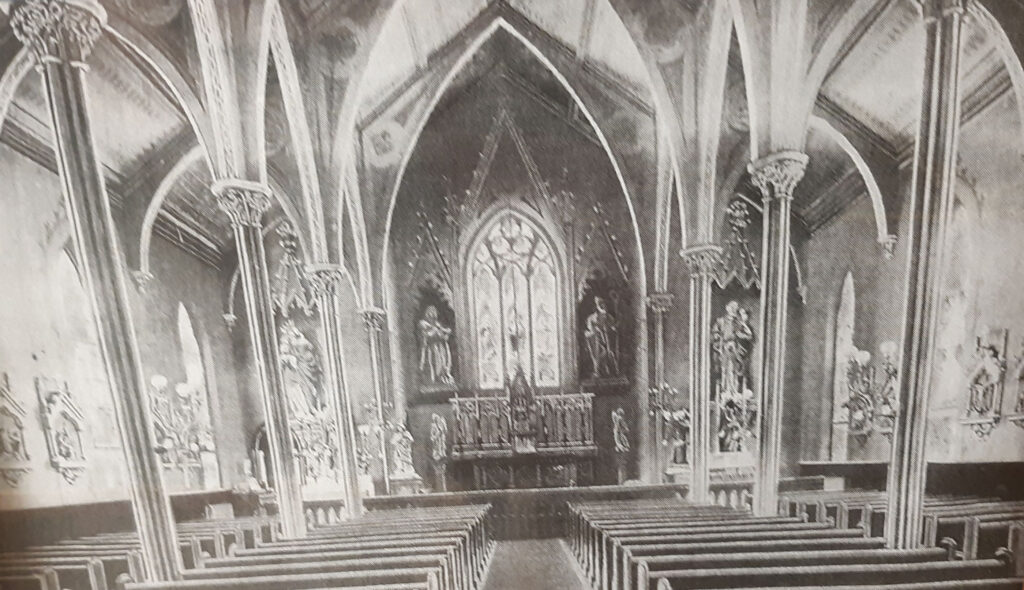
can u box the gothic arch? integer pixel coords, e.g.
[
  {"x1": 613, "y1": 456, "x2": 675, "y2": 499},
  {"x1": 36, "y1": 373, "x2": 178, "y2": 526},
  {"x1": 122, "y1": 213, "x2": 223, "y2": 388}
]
[
  {"x1": 808, "y1": 116, "x2": 892, "y2": 246},
  {"x1": 377, "y1": 17, "x2": 648, "y2": 311}
]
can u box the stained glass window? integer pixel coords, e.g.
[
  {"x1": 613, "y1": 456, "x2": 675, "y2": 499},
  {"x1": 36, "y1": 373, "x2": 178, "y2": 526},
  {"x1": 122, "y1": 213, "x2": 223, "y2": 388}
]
[{"x1": 471, "y1": 212, "x2": 561, "y2": 388}]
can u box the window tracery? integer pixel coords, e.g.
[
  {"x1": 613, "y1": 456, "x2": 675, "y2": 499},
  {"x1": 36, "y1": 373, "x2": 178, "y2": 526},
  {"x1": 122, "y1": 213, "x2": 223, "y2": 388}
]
[{"x1": 470, "y1": 212, "x2": 561, "y2": 389}]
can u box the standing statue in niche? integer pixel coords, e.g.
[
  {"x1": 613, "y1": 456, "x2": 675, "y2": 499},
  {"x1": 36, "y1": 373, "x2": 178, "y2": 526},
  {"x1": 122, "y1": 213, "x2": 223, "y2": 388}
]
[
  {"x1": 418, "y1": 305, "x2": 454, "y2": 386},
  {"x1": 712, "y1": 301, "x2": 754, "y2": 396},
  {"x1": 585, "y1": 297, "x2": 619, "y2": 378},
  {"x1": 612, "y1": 408, "x2": 630, "y2": 484},
  {"x1": 278, "y1": 321, "x2": 324, "y2": 417},
  {"x1": 712, "y1": 302, "x2": 757, "y2": 453},
  {"x1": 390, "y1": 425, "x2": 416, "y2": 477}
]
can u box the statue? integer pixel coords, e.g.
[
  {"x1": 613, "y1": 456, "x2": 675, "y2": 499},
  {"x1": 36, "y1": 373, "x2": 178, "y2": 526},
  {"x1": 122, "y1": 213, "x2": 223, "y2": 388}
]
[
  {"x1": 585, "y1": 296, "x2": 619, "y2": 378},
  {"x1": 967, "y1": 344, "x2": 1004, "y2": 417},
  {"x1": 430, "y1": 414, "x2": 448, "y2": 492},
  {"x1": 390, "y1": 425, "x2": 416, "y2": 477},
  {"x1": 418, "y1": 305, "x2": 454, "y2": 386},
  {"x1": 278, "y1": 321, "x2": 323, "y2": 417},
  {"x1": 612, "y1": 408, "x2": 630, "y2": 484},
  {"x1": 712, "y1": 301, "x2": 754, "y2": 396}
]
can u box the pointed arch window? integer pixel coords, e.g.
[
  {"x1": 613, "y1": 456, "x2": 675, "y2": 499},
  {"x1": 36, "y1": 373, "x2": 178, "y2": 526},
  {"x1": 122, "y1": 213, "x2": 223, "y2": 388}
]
[{"x1": 470, "y1": 212, "x2": 561, "y2": 389}]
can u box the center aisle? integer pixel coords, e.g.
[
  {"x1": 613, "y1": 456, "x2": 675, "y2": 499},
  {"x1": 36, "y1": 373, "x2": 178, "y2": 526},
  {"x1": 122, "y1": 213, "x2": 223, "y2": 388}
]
[{"x1": 481, "y1": 539, "x2": 592, "y2": 590}]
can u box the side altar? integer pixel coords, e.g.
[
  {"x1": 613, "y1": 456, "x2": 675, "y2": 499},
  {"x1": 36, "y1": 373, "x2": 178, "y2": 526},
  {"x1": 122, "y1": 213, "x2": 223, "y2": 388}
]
[{"x1": 449, "y1": 369, "x2": 597, "y2": 490}]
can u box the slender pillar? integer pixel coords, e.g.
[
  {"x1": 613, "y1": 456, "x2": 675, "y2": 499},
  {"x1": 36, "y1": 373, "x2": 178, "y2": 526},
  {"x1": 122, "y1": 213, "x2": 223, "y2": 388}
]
[
  {"x1": 749, "y1": 151, "x2": 807, "y2": 516},
  {"x1": 9, "y1": 0, "x2": 182, "y2": 580},
  {"x1": 647, "y1": 292, "x2": 674, "y2": 482},
  {"x1": 307, "y1": 265, "x2": 363, "y2": 517},
  {"x1": 213, "y1": 180, "x2": 306, "y2": 538},
  {"x1": 362, "y1": 307, "x2": 391, "y2": 494},
  {"x1": 681, "y1": 245, "x2": 722, "y2": 505},
  {"x1": 886, "y1": 0, "x2": 965, "y2": 549}
]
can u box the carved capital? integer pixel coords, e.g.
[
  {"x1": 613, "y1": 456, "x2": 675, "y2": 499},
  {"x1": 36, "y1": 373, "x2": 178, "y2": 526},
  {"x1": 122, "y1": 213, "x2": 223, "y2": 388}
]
[
  {"x1": 680, "y1": 244, "x2": 723, "y2": 278},
  {"x1": 646, "y1": 292, "x2": 674, "y2": 315},
  {"x1": 129, "y1": 269, "x2": 154, "y2": 293},
  {"x1": 361, "y1": 307, "x2": 387, "y2": 333},
  {"x1": 916, "y1": 0, "x2": 968, "y2": 21},
  {"x1": 305, "y1": 264, "x2": 344, "y2": 300},
  {"x1": 747, "y1": 152, "x2": 808, "y2": 202},
  {"x1": 10, "y1": 0, "x2": 106, "y2": 64},
  {"x1": 212, "y1": 180, "x2": 272, "y2": 228},
  {"x1": 880, "y1": 234, "x2": 898, "y2": 260}
]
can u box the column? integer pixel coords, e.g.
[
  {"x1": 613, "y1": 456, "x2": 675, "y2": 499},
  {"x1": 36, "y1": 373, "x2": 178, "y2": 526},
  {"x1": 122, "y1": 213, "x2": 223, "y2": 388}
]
[
  {"x1": 362, "y1": 307, "x2": 391, "y2": 494},
  {"x1": 9, "y1": 0, "x2": 181, "y2": 580},
  {"x1": 748, "y1": 151, "x2": 807, "y2": 516},
  {"x1": 681, "y1": 245, "x2": 722, "y2": 505},
  {"x1": 213, "y1": 180, "x2": 306, "y2": 538},
  {"x1": 306, "y1": 264, "x2": 362, "y2": 517},
  {"x1": 647, "y1": 292, "x2": 674, "y2": 482},
  {"x1": 886, "y1": 0, "x2": 965, "y2": 549}
]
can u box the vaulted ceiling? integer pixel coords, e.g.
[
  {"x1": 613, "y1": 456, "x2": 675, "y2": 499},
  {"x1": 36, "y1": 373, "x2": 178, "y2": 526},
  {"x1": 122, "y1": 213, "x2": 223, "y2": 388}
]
[{"x1": 0, "y1": 0, "x2": 1020, "y2": 272}]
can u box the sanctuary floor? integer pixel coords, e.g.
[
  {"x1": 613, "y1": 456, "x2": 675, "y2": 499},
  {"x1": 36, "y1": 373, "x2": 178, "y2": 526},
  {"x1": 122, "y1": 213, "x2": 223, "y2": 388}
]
[{"x1": 481, "y1": 539, "x2": 591, "y2": 590}]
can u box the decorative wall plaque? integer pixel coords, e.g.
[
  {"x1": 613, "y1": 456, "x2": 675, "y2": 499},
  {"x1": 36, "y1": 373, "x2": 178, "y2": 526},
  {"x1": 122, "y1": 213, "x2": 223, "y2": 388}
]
[
  {"x1": 37, "y1": 378, "x2": 87, "y2": 484},
  {"x1": 962, "y1": 328, "x2": 1007, "y2": 439},
  {"x1": 0, "y1": 373, "x2": 31, "y2": 487}
]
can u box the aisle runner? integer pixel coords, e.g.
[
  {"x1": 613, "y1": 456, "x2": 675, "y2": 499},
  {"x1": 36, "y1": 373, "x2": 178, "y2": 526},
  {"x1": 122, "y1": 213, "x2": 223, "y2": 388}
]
[{"x1": 481, "y1": 539, "x2": 591, "y2": 590}]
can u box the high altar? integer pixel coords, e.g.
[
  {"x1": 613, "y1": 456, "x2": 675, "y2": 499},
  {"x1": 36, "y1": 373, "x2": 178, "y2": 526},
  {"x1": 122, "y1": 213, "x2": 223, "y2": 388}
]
[{"x1": 449, "y1": 369, "x2": 597, "y2": 490}]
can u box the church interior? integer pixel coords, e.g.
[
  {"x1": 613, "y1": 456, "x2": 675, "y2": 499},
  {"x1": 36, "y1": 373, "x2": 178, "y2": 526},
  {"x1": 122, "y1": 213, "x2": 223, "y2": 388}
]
[{"x1": 1, "y1": 0, "x2": 1024, "y2": 588}]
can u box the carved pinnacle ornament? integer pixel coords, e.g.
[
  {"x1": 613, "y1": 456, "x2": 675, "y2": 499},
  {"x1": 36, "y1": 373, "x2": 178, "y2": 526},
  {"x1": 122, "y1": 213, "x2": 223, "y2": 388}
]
[
  {"x1": 10, "y1": 0, "x2": 106, "y2": 64},
  {"x1": 646, "y1": 292, "x2": 674, "y2": 315},
  {"x1": 361, "y1": 307, "x2": 387, "y2": 333},
  {"x1": 212, "y1": 180, "x2": 273, "y2": 228},
  {"x1": 680, "y1": 244, "x2": 723, "y2": 279},
  {"x1": 305, "y1": 264, "x2": 344, "y2": 300},
  {"x1": 747, "y1": 152, "x2": 809, "y2": 202}
]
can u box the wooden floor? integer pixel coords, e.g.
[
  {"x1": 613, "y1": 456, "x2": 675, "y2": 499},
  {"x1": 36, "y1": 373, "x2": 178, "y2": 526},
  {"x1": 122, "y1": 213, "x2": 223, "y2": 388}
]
[{"x1": 481, "y1": 539, "x2": 592, "y2": 590}]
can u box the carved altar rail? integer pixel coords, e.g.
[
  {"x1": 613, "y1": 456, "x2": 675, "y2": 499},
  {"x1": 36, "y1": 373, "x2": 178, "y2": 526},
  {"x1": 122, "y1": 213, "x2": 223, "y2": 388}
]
[{"x1": 450, "y1": 392, "x2": 595, "y2": 454}]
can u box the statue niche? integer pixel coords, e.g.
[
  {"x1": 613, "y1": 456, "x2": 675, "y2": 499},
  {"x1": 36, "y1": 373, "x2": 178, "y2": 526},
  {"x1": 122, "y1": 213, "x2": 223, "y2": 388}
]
[
  {"x1": 416, "y1": 285, "x2": 456, "y2": 393},
  {"x1": 578, "y1": 268, "x2": 629, "y2": 386}
]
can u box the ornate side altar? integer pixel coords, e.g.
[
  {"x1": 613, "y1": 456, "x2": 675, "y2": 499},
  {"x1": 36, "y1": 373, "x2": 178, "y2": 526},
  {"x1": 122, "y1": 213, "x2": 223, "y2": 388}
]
[{"x1": 449, "y1": 369, "x2": 597, "y2": 489}]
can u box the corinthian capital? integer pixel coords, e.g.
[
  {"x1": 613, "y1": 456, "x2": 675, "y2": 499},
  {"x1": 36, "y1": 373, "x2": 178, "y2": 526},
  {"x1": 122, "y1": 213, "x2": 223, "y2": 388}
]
[
  {"x1": 305, "y1": 263, "x2": 344, "y2": 300},
  {"x1": 680, "y1": 244, "x2": 723, "y2": 279},
  {"x1": 747, "y1": 151, "x2": 808, "y2": 202},
  {"x1": 646, "y1": 292, "x2": 674, "y2": 315},
  {"x1": 10, "y1": 0, "x2": 106, "y2": 64},
  {"x1": 212, "y1": 180, "x2": 273, "y2": 228},
  {"x1": 361, "y1": 307, "x2": 387, "y2": 333}
]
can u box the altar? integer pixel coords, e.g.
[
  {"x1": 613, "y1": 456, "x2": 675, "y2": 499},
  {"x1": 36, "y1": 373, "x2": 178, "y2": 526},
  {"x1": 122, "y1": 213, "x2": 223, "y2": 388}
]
[{"x1": 448, "y1": 370, "x2": 598, "y2": 490}]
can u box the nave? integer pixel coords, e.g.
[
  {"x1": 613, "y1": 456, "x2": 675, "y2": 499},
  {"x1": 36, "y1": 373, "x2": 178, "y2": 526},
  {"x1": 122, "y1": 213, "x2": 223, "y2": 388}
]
[{"x1": 5, "y1": 0, "x2": 1024, "y2": 588}]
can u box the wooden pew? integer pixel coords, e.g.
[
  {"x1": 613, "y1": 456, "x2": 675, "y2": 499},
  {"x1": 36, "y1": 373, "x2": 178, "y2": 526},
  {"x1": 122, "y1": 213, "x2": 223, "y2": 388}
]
[
  {"x1": 639, "y1": 557, "x2": 1015, "y2": 589},
  {"x1": 0, "y1": 552, "x2": 139, "y2": 590},
  {"x1": 122, "y1": 568, "x2": 442, "y2": 590},
  {"x1": 118, "y1": 505, "x2": 492, "y2": 590},
  {"x1": 0, "y1": 569, "x2": 60, "y2": 590},
  {"x1": 0, "y1": 559, "x2": 106, "y2": 590}
]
